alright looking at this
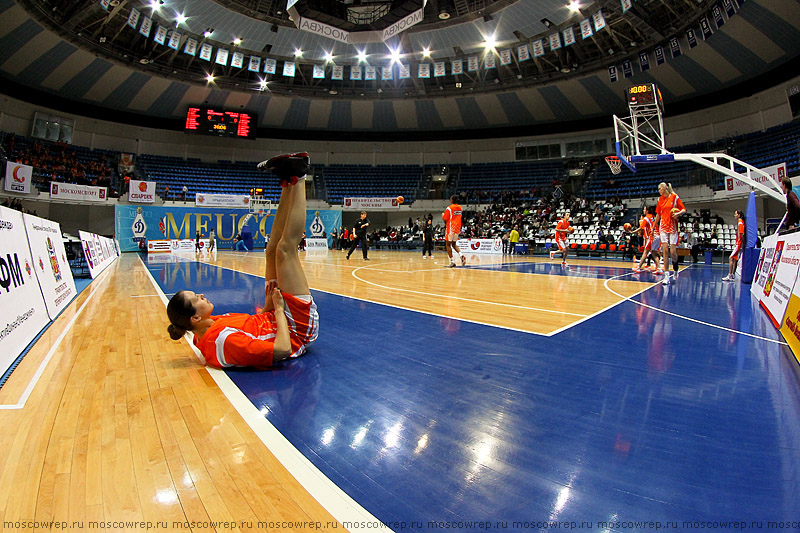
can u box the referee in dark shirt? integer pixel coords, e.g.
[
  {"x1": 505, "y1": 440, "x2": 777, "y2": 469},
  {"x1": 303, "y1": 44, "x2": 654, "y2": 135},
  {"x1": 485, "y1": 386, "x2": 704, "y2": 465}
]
[{"x1": 346, "y1": 211, "x2": 371, "y2": 260}]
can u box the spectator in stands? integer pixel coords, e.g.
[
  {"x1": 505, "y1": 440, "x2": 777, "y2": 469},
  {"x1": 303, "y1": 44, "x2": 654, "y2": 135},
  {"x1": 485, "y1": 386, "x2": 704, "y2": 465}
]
[
  {"x1": 163, "y1": 185, "x2": 169, "y2": 201},
  {"x1": 1, "y1": 198, "x2": 8, "y2": 208},
  {"x1": 781, "y1": 177, "x2": 800, "y2": 231}
]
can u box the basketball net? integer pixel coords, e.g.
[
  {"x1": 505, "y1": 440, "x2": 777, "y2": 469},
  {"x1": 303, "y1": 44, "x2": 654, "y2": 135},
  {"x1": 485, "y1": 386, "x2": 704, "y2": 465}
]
[{"x1": 605, "y1": 156, "x2": 623, "y2": 175}]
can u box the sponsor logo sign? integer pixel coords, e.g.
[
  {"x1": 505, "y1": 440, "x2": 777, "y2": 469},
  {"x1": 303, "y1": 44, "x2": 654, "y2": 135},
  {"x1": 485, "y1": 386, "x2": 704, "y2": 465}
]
[
  {"x1": 5, "y1": 162, "x2": 32, "y2": 194},
  {"x1": 129, "y1": 179, "x2": 156, "y2": 203},
  {"x1": 50, "y1": 182, "x2": 108, "y2": 202}
]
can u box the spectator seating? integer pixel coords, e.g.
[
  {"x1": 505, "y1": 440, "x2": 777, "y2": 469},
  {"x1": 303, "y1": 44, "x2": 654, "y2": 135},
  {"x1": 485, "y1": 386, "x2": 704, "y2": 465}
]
[{"x1": 323, "y1": 164, "x2": 420, "y2": 204}]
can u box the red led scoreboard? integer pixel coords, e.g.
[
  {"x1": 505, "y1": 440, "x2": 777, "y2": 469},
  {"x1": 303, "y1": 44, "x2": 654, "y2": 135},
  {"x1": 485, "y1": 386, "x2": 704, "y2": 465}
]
[{"x1": 184, "y1": 107, "x2": 256, "y2": 139}]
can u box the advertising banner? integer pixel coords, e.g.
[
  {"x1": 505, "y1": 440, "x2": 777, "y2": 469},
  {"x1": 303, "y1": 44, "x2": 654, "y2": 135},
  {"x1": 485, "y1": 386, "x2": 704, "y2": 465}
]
[
  {"x1": 23, "y1": 214, "x2": 77, "y2": 320},
  {"x1": 5, "y1": 162, "x2": 32, "y2": 194},
  {"x1": 305, "y1": 238, "x2": 329, "y2": 251},
  {"x1": 195, "y1": 193, "x2": 251, "y2": 208},
  {"x1": 116, "y1": 205, "x2": 343, "y2": 252},
  {"x1": 343, "y1": 197, "x2": 401, "y2": 210},
  {"x1": 722, "y1": 162, "x2": 786, "y2": 197},
  {"x1": 129, "y1": 179, "x2": 156, "y2": 203},
  {"x1": 456, "y1": 238, "x2": 503, "y2": 254},
  {"x1": 0, "y1": 206, "x2": 50, "y2": 376},
  {"x1": 79, "y1": 230, "x2": 119, "y2": 278},
  {"x1": 751, "y1": 233, "x2": 800, "y2": 328},
  {"x1": 146, "y1": 239, "x2": 211, "y2": 253},
  {"x1": 50, "y1": 182, "x2": 107, "y2": 202}
]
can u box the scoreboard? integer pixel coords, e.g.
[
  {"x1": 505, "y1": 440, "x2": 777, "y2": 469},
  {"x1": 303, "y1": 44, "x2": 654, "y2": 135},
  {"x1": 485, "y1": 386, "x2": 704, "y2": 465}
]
[
  {"x1": 626, "y1": 84, "x2": 663, "y2": 109},
  {"x1": 184, "y1": 107, "x2": 256, "y2": 139}
]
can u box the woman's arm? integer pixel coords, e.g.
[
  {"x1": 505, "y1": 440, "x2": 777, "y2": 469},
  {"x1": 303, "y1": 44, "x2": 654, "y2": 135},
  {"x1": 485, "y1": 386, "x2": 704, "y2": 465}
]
[{"x1": 270, "y1": 289, "x2": 292, "y2": 362}]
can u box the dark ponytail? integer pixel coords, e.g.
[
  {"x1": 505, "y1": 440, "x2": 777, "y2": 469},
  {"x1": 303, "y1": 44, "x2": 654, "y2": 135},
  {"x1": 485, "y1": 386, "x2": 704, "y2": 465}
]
[{"x1": 166, "y1": 290, "x2": 195, "y2": 340}]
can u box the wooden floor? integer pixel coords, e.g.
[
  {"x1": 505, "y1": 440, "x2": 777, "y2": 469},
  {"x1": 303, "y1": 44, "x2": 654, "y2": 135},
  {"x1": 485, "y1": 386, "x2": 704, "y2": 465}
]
[{"x1": 0, "y1": 250, "x2": 650, "y2": 531}]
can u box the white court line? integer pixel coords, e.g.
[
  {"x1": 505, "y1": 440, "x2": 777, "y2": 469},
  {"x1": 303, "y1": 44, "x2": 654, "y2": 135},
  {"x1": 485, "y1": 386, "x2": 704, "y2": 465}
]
[
  {"x1": 130, "y1": 294, "x2": 161, "y2": 298},
  {"x1": 138, "y1": 256, "x2": 391, "y2": 533},
  {"x1": 603, "y1": 266, "x2": 787, "y2": 345},
  {"x1": 351, "y1": 261, "x2": 587, "y2": 317},
  {"x1": 0, "y1": 267, "x2": 113, "y2": 410}
]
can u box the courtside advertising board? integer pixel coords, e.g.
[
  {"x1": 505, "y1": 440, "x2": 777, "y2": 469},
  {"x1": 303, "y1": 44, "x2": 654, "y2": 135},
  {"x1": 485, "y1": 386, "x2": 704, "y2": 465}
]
[
  {"x1": 23, "y1": 213, "x2": 77, "y2": 320},
  {"x1": 0, "y1": 206, "x2": 50, "y2": 376}
]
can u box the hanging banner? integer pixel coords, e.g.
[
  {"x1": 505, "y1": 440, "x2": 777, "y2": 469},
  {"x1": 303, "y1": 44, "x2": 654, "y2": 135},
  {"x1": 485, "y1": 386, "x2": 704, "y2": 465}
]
[
  {"x1": 622, "y1": 59, "x2": 633, "y2": 78},
  {"x1": 343, "y1": 197, "x2": 401, "y2": 210},
  {"x1": 468, "y1": 56, "x2": 479, "y2": 71},
  {"x1": 231, "y1": 52, "x2": 244, "y2": 68},
  {"x1": 451, "y1": 59, "x2": 463, "y2": 74},
  {"x1": 593, "y1": 10, "x2": 606, "y2": 31},
  {"x1": 434, "y1": 62, "x2": 446, "y2": 76},
  {"x1": 563, "y1": 27, "x2": 576, "y2": 47},
  {"x1": 418, "y1": 63, "x2": 430, "y2": 78},
  {"x1": 398, "y1": 63, "x2": 410, "y2": 79},
  {"x1": 485, "y1": 53, "x2": 496, "y2": 69},
  {"x1": 382, "y1": 66, "x2": 393, "y2": 80},
  {"x1": 580, "y1": 18, "x2": 593, "y2": 39},
  {"x1": 154, "y1": 25, "x2": 168, "y2": 45},
  {"x1": 700, "y1": 17, "x2": 714, "y2": 39},
  {"x1": 0, "y1": 206, "x2": 50, "y2": 378},
  {"x1": 350, "y1": 65, "x2": 362, "y2": 80},
  {"x1": 365, "y1": 65, "x2": 377, "y2": 80},
  {"x1": 621, "y1": 0, "x2": 632, "y2": 12},
  {"x1": 23, "y1": 213, "x2": 77, "y2": 320},
  {"x1": 517, "y1": 45, "x2": 530, "y2": 62},
  {"x1": 168, "y1": 30, "x2": 181, "y2": 50},
  {"x1": 722, "y1": 0, "x2": 736, "y2": 17},
  {"x1": 50, "y1": 182, "x2": 107, "y2": 202},
  {"x1": 532, "y1": 40, "x2": 545, "y2": 57},
  {"x1": 127, "y1": 7, "x2": 140, "y2": 29},
  {"x1": 129, "y1": 179, "x2": 156, "y2": 203},
  {"x1": 283, "y1": 61, "x2": 296, "y2": 77},
  {"x1": 139, "y1": 16, "x2": 152, "y2": 37},
  {"x1": 313, "y1": 64, "x2": 325, "y2": 79},
  {"x1": 686, "y1": 28, "x2": 698, "y2": 48},
  {"x1": 215, "y1": 48, "x2": 229, "y2": 66},
  {"x1": 499, "y1": 49, "x2": 512, "y2": 66},
  {"x1": 639, "y1": 51, "x2": 650, "y2": 71},
  {"x1": 5, "y1": 162, "x2": 32, "y2": 194},
  {"x1": 264, "y1": 58, "x2": 277, "y2": 74},
  {"x1": 332, "y1": 65, "x2": 344, "y2": 80},
  {"x1": 199, "y1": 43, "x2": 213, "y2": 61},
  {"x1": 712, "y1": 4, "x2": 725, "y2": 28},
  {"x1": 196, "y1": 194, "x2": 250, "y2": 208},
  {"x1": 184, "y1": 37, "x2": 198, "y2": 56},
  {"x1": 669, "y1": 36, "x2": 682, "y2": 58},
  {"x1": 608, "y1": 65, "x2": 618, "y2": 82},
  {"x1": 549, "y1": 33, "x2": 562, "y2": 51},
  {"x1": 248, "y1": 56, "x2": 261, "y2": 72},
  {"x1": 654, "y1": 45, "x2": 666, "y2": 65}
]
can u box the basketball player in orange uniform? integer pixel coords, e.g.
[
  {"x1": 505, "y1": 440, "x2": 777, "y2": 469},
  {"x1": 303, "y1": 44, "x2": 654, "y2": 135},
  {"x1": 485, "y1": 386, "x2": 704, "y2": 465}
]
[
  {"x1": 442, "y1": 195, "x2": 466, "y2": 267},
  {"x1": 654, "y1": 182, "x2": 686, "y2": 285},
  {"x1": 166, "y1": 153, "x2": 318, "y2": 369},
  {"x1": 550, "y1": 211, "x2": 571, "y2": 265},
  {"x1": 723, "y1": 210, "x2": 746, "y2": 282},
  {"x1": 632, "y1": 206, "x2": 661, "y2": 273}
]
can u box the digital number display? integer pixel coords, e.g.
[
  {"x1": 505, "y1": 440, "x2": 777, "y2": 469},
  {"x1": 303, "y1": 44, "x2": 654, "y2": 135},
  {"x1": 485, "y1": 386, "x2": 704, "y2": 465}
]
[
  {"x1": 184, "y1": 107, "x2": 257, "y2": 139},
  {"x1": 626, "y1": 84, "x2": 657, "y2": 106}
]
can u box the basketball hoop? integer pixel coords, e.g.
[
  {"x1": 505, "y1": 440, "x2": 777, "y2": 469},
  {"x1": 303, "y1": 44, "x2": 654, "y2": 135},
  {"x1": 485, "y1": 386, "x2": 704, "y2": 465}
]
[
  {"x1": 249, "y1": 197, "x2": 272, "y2": 216},
  {"x1": 605, "y1": 155, "x2": 623, "y2": 175}
]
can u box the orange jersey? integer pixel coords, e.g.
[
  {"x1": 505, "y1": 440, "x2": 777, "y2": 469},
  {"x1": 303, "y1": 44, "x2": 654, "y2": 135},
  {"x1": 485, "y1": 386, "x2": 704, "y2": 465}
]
[
  {"x1": 656, "y1": 193, "x2": 685, "y2": 234},
  {"x1": 555, "y1": 219, "x2": 569, "y2": 242},
  {"x1": 736, "y1": 218, "x2": 745, "y2": 249},
  {"x1": 194, "y1": 293, "x2": 318, "y2": 370},
  {"x1": 443, "y1": 203, "x2": 463, "y2": 235}
]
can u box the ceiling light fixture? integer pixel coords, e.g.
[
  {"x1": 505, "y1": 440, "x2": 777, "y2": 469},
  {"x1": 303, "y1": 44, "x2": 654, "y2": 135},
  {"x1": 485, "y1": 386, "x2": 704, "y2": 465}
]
[
  {"x1": 205, "y1": 73, "x2": 214, "y2": 83},
  {"x1": 541, "y1": 18, "x2": 553, "y2": 28},
  {"x1": 294, "y1": 48, "x2": 303, "y2": 58},
  {"x1": 484, "y1": 35, "x2": 496, "y2": 49},
  {"x1": 422, "y1": 47, "x2": 431, "y2": 58},
  {"x1": 203, "y1": 28, "x2": 214, "y2": 38},
  {"x1": 175, "y1": 13, "x2": 187, "y2": 26},
  {"x1": 567, "y1": 1, "x2": 581, "y2": 12},
  {"x1": 357, "y1": 50, "x2": 368, "y2": 62},
  {"x1": 233, "y1": 37, "x2": 242, "y2": 45}
]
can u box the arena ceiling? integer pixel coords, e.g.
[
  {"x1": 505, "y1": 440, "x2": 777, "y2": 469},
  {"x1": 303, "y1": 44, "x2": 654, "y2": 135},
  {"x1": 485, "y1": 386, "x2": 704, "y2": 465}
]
[{"x1": 0, "y1": 0, "x2": 799, "y2": 140}]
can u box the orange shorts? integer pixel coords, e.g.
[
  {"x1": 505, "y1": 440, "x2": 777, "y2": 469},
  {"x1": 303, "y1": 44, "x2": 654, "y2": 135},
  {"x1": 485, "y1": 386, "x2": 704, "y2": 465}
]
[{"x1": 282, "y1": 292, "x2": 319, "y2": 347}]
